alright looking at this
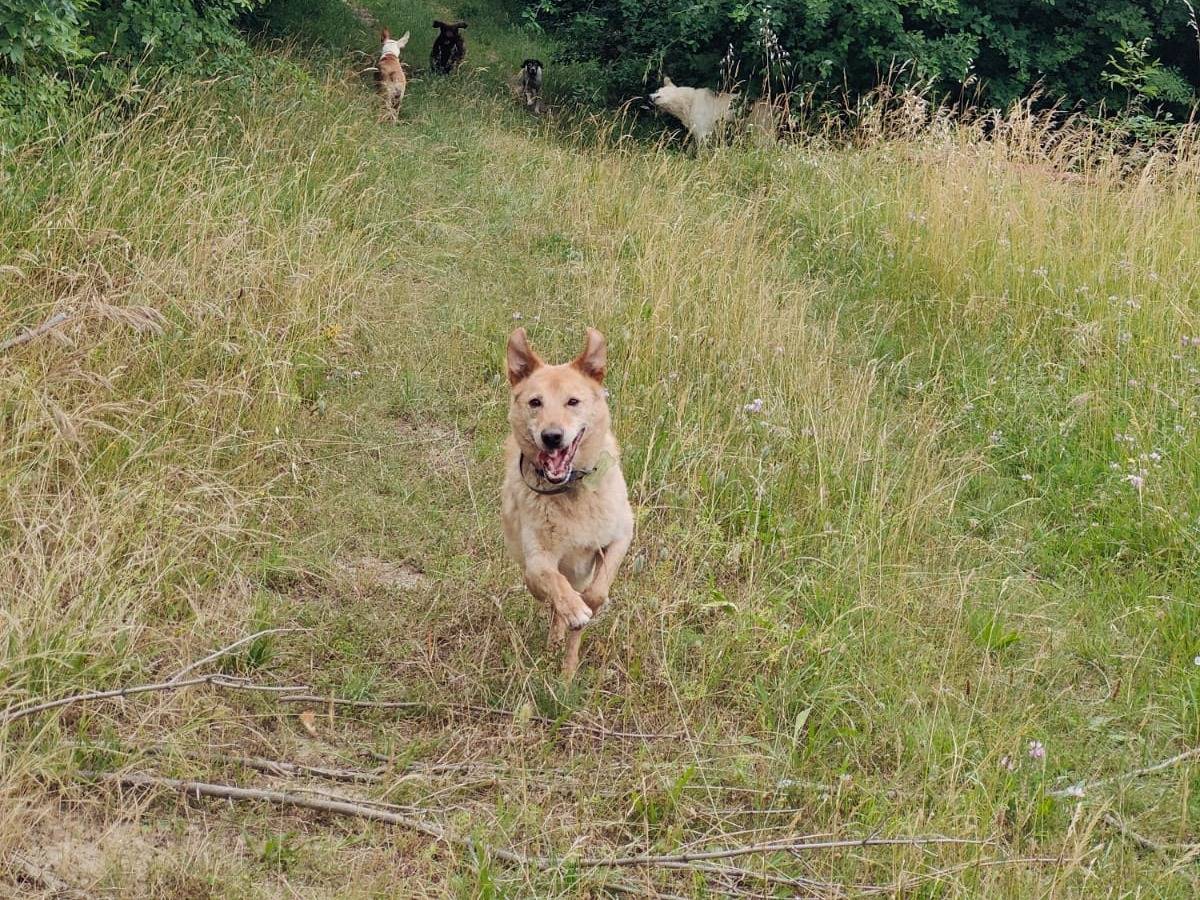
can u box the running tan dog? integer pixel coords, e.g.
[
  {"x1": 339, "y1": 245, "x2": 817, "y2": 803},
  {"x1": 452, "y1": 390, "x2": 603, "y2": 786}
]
[
  {"x1": 501, "y1": 328, "x2": 634, "y2": 679},
  {"x1": 375, "y1": 28, "x2": 410, "y2": 122}
]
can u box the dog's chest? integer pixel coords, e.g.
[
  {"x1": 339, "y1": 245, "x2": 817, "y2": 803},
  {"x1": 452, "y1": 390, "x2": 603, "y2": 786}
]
[{"x1": 527, "y1": 482, "x2": 627, "y2": 552}]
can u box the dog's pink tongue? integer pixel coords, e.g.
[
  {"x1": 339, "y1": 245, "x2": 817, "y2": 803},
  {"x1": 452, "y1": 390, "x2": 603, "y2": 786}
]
[{"x1": 539, "y1": 448, "x2": 571, "y2": 481}]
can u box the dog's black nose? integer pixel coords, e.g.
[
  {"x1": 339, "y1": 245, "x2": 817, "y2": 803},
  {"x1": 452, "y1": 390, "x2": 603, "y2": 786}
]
[{"x1": 541, "y1": 429, "x2": 564, "y2": 450}]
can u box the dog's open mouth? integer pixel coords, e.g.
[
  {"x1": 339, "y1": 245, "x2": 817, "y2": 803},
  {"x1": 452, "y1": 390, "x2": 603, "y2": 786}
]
[{"x1": 538, "y1": 430, "x2": 585, "y2": 484}]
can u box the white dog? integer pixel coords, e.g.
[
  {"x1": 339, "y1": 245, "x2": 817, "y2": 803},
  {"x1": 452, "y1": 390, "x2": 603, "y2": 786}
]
[{"x1": 650, "y1": 76, "x2": 738, "y2": 146}]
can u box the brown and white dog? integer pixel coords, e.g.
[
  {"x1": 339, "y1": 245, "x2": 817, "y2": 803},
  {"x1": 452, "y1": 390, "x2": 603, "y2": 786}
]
[
  {"x1": 375, "y1": 28, "x2": 410, "y2": 122},
  {"x1": 501, "y1": 328, "x2": 634, "y2": 679}
]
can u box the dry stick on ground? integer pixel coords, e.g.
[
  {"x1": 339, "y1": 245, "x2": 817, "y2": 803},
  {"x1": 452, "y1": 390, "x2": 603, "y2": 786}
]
[
  {"x1": 1102, "y1": 812, "x2": 1200, "y2": 855},
  {"x1": 225, "y1": 753, "x2": 385, "y2": 784},
  {"x1": 168, "y1": 627, "x2": 304, "y2": 683},
  {"x1": 278, "y1": 692, "x2": 701, "y2": 743},
  {"x1": 0, "y1": 674, "x2": 308, "y2": 726},
  {"x1": 0, "y1": 310, "x2": 72, "y2": 353},
  {"x1": 79, "y1": 771, "x2": 1028, "y2": 892},
  {"x1": 1052, "y1": 745, "x2": 1200, "y2": 798},
  {"x1": 5, "y1": 852, "x2": 92, "y2": 899}
]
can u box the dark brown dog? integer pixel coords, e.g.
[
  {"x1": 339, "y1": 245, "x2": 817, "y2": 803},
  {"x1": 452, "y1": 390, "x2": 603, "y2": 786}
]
[{"x1": 430, "y1": 20, "x2": 467, "y2": 74}]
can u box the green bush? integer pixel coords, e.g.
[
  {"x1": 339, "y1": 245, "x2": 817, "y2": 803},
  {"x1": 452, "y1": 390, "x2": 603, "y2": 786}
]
[
  {"x1": 532, "y1": 0, "x2": 1197, "y2": 110},
  {"x1": 0, "y1": 0, "x2": 266, "y2": 73}
]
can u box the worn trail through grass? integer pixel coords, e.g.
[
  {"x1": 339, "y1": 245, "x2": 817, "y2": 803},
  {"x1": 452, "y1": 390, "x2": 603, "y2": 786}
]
[{"x1": 3, "y1": 0, "x2": 1200, "y2": 895}]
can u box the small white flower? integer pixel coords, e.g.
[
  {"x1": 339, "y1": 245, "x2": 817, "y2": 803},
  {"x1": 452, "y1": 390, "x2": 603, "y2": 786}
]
[
  {"x1": 988, "y1": 430, "x2": 1003, "y2": 446},
  {"x1": 1125, "y1": 473, "x2": 1145, "y2": 490},
  {"x1": 1028, "y1": 740, "x2": 1046, "y2": 760},
  {"x1": 511, "y1": 312, "x2": 523, "y2": 320},
  {"x1": 743, "y1": 398, "x2": 764, "y2": 415},
  {"x1": 1021, "y1": 473, "x2": 1033, "y2": 482},
  {"x1": 1193, "y1": 655, "x2": 1200, "y2": 667}
]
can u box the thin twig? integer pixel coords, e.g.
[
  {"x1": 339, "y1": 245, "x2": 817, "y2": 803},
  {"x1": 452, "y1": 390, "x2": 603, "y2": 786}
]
[
  {"x1": 591, "y1": 834, "x2": 992, "y2": 867},
  {"x1": 279, "y1": 693, "x2": 696, "y2": 742},
  {"x1": 0, "y1": 311, "x2": 72, "y2": 353},
  {"x1": 4, "y1": 852, "x2": 92, "y2": 899},
  {"x1": 1103, "y1": 812, "x2": 1199, "y2": 855},
  {"x1": 1, "y1": 674, "x2": 309, "y2": 726},
  {"x1": 169, "y1": 628, "x2": 304, "y2": 683},
  {"x1": 224, "y1": 753, "x2": 383, "y2": 784},
  {"x1": 79, "y1": 771, "x2": 990, "y2": 866},
  {"x1": 1052, "y1": 745, "x2": 1200, "y2": 798}
]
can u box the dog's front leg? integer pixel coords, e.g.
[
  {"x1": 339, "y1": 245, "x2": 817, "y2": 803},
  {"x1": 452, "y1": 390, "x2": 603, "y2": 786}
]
[
  {"x1": 524, "y1": 553, "x2": 593, "y2": 630},
  {"x1": 581, "y1": 532, "x2": 632, "y2": 613}
]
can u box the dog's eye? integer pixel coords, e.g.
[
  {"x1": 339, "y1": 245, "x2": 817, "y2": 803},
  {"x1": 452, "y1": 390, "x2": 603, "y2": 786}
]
[
  {"x1": 566, "y1": 398, "x2": 580, "y2": 407},
  {"x1": 528, "y1": 398, "x2": 542, "y2": 408}
]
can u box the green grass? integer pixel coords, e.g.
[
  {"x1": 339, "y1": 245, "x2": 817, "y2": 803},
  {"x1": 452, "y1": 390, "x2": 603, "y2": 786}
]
[{"x1": 2, "y1": 0, "x2": 1200, "y2": 895}]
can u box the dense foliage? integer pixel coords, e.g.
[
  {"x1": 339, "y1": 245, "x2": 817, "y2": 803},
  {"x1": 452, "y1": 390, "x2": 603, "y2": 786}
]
[
  {"x1": 531, "y1": 0, "x2": 1199, "y2": 109},
  {"x1": 0, "y1": 0, "x2": 265, "y2": 71}
]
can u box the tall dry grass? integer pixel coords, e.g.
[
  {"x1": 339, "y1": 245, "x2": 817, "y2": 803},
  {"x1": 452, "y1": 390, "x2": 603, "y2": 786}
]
[{"x1": 2, "y1": 36, "x2": 1199, "y2": 894}]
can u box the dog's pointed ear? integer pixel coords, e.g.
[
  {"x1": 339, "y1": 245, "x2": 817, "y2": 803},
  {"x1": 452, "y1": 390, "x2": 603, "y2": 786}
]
[
  {"x1": 507, "y1": 328, "x2": 543, "y2": 386},
  {"x1": 433, "y1": 19, "x2": 445, "y2": 28},
  {"x1": 456, "y1": 21, "x2": 468, "y2": 28},
  {"x1": 572, "y1": 328, "x2": 607, "y2": 383},
  {"x1": 663, "y1": 75, "x2": 674, "y2": 87},
  {"x1": 397, "y1": 31, "x2": 410, "y2": 48},
  {"x1": 381, "y1": 27, "x2": 390, "y2": 40}
]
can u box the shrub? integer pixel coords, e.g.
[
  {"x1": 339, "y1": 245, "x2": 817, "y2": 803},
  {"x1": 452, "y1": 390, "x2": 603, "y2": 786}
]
[
  {"x1": 0, "y1": 0, "x2": 266, "y2": 73},
  {"x1": 532, "y1": 0, "x2": 1198, "y2": 111}
]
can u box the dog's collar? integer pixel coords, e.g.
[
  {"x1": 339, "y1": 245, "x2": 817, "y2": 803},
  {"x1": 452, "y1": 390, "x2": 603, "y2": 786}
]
[{"x1": 518, "y1": 452, "x2": 613, "y2": 495}]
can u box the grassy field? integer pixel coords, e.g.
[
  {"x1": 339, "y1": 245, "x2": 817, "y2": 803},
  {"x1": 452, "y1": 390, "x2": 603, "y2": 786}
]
[{"x1": 2, "y1": 0, "x2": 1200, "y2": 895}]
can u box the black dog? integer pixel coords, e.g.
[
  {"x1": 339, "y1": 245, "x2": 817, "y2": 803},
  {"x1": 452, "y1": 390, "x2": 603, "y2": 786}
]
[
  {"x1": 517, "y1": 58, "x2": 544, "y2": 107},
  {"x1": 430, "y1": 20, "x2": 467, "y2": 74}
]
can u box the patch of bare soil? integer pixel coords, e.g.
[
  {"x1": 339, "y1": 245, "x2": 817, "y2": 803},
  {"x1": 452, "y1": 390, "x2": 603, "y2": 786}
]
[
  {"x1": 335, "y1": 555, "x2": 429, "y2": 592},
  {"x1": 394, "y1": 421, "x2": 472, "y2": 477}
]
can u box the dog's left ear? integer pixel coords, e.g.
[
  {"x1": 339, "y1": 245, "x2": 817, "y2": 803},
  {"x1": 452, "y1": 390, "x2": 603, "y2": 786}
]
[
  {"x1": 572, "y1": 328, "x2": 606, "y2": 383},
  {"x1": 455, "y1": 21, "x2": 468, "y2": 28},
  {"x1": 381, "y1": 27, "x2": 390, "y2": 40},
  {"x1": 396, "y1": 31, "x2": 410, "y2": 48}
]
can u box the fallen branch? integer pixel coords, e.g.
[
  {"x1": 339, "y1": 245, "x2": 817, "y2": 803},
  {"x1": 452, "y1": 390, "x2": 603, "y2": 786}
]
[
  {"x1": 1052, "y1": 745, "x2": 1200, "y2": 799},
  {"x1": 169, "y1": 628, "x2": 304, "y2": 683},
  {"x1": 1103, "y1": 813, "x2": 1167, "y2": 854},
  {"x1": 4, "y1": 852, "x2": 91, "y2": 899},
  {"x1": 1103, "y1": 812, "x2": 1199, "y2": 856},
  {"x1": 0, "y1": 311, "x2": 72, "y2": 353},
  {"x1": 79, "y1": 771, "x2": 1002, "y2": 879},
  {"x1": 1, "y1": 674, "x2": 308, "y2": 726},
  {"x1": 225, "y1": 753, "x2": 384, "y2": 784},
  {"x1": 278, "y1": 693, "x2": 691, "y2": 742},
  {"x1": 593, "y1": 834, "x2": 992, "y2": 868}
]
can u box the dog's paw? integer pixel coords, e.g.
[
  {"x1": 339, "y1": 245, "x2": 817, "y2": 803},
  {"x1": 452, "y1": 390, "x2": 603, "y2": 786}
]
[
  {"x1": 555, "y1": 592, "x2": 593, "y2": 630},
  {"x1": 581, "y1": 589, "x2": 608, "y2": 613}
]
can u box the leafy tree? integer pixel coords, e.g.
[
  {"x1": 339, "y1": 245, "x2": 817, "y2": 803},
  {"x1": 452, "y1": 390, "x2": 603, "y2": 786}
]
[{"x1": 532, "y1": 0, "x2": 1197, "y2": 109}]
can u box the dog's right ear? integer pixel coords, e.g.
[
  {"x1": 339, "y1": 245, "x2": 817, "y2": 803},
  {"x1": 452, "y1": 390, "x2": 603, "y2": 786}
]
[
  {"x1": 455, "y1": 21, "x2": 468, "y2": 28},
  {"x1": 662, "y1": 75, "x2": 674, "y2": 86},
  {"x1": 433, "y1": 19, "x2": 446, "y2": 28},
  {"x1": 507, "y1": 328, "x2": 543, "y2": 386},
  {"x1": 381, "y1": 27, "x2": 390, "y2": 40},
  {"x1": 396, "y1": 31, "x2": 410, "y2": 48}
]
